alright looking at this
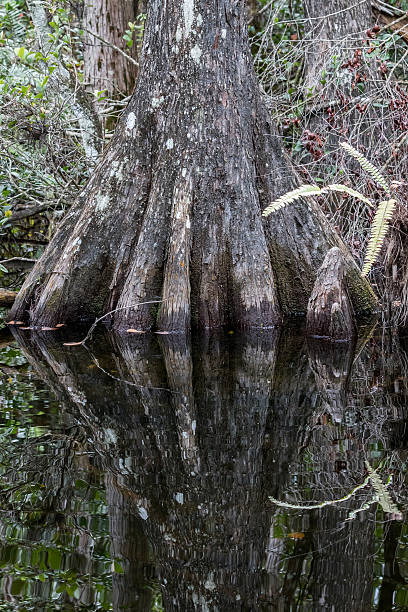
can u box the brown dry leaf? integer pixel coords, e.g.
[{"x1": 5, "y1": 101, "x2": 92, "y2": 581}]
[
  {"x1": 288, "y1": 532, "x2": 305, "y2": 540},
  {"x1": 155, "y1": 331, "x2": 170, "y2": 334},
  {"x1": 55, "y1": 323, "x2": 65, "y2": 328},
  {"x1": 41, "y1": 327, "x2": 58, "y2": 331},
  {"x1": 63, "y1": 341, "x2": 83, "y2": 346},
  {"x1": 126, "y1": 328, "x2": 145, "y2": 334}
]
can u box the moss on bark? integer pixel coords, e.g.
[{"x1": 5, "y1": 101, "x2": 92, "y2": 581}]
[{"x1": 346, "y1": 268, "x2": 378, "y2": 324}]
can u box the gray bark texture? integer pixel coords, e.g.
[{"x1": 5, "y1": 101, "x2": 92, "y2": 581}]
[{"x1": 10, "y1": 0, "x2": 376, "y2": 332}]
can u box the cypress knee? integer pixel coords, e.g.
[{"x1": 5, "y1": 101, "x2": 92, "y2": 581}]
[{"x1": 306, "y1": 247, "x2": 356, "y2": 340}]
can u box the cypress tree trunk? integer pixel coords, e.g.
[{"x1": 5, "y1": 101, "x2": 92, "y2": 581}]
[
  {"x1": 301, "y1": 0, "x2": 380, "y2": 163},
  {"x1": 83, "y1": 0, "x2": 140, "y2": 100},
  {"x1": 303, "y1": 0, "x2": 373, "y2": 94},
  {"x1": 10, "y1": 0, "x2": 375, "y2": 332}
]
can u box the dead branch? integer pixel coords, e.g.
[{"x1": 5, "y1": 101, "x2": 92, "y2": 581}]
[{"x1": 0, "y1": 289, "x2": 18, "y2": 307}]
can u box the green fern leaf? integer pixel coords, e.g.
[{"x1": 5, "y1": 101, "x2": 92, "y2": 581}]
[
  {"x1": 262, "y1": 185, "x2": 321, "y2": 217},
  {"x1": 322, "y1": 184, "x2": 374, "y2": 207},
  {"x1": 362, "y1": 199, "x2": 396, "y2": 276},
  {"x1": 365, "y1": 461, "x2": 402, "y2": 518},
  {"x1": 340, "y1": 142, "x2": 390, "y2": 194}
]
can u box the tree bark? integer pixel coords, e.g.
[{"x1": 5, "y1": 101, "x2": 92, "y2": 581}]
[
  {"x1": 10, "y1": 0, "x2": 376, "y2": 331},
  {"x1": 83, "y1": 0, "x2": 140, "y2": 100}
]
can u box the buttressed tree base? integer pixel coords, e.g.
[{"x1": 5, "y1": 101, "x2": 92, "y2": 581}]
[{"x1": 11, "y1": 0, "x2": 376, "y2": 332}]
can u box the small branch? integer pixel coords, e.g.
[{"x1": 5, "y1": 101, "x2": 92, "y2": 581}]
[
  {"x1": 372, "y1": 0, "x2": 405, "y2": 18},
  {"x1": 26, "y1": 0, "x2": 102, "y2": 163},
  {"x1": 82, "y1": 27, "x2": 139, "y2": 67},
  {"x1": 64, "y1": 299, "x2": 168, "y2": 346},
  {"x1": 373, "y1": 2, "x2": 408, "y2": 43},
  {"x1": 7, "y1": 204, "x2": 54, "y2": 224},
  {"x1": 0, "y1": 258, "x2": 37, "y2": 271}
]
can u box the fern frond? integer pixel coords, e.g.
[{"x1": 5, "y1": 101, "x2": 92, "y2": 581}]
[
  {"x1": 362, "y1": 199, "x2": 396, "y2": 276},
  {"x1": 340, "y1": 142, "x2": 390, "y2": 193},
  {"x1": 365, "y1": 461, "x2": 402, "y2": 518},
  {"x1": 322, "y1": 184, "x2": 374, "y2": 207},
  {"x1": 262, "y1": 185, "x2": 321, "y2": 217}
]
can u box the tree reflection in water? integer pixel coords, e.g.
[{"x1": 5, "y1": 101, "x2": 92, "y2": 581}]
[{"x1": 0, "y1": 326, "x2": 407, "y2": 611}]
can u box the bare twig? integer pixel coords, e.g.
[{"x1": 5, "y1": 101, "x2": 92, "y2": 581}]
[
  {"x1": 82, "y1": 27, "x2": 139, "y2": 67},
  {"x1": 67, "y1": 298, "x2": 168, "y2": 346}
]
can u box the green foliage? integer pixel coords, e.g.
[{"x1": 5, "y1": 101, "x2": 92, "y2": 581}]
[
  {"x1": 0, "y1": 0, "x2": 28, "y2": 41},
  {"x1": 340, "y1": 142, "x2": 390, "y2": 194},
  {"x1": 362, "y1": 199, "x2": 396, "y2": 276},
  {"x1": 123, "y1": 14, "x2": 146, "y2": 49},
  {"x1": 0, "y1": 0, "x2": 91, "y2": 251},
  {"x1": 263, "y1": 142, "x2": 397, "y2": 278}
]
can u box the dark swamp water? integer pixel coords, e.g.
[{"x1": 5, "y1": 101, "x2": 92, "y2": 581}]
[{"x1": 0, "y1": 325, "x2": 407, "y2": 611}]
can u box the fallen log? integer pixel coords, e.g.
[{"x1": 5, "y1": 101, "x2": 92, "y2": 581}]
[
  {"x1": 0, "y1": 258, "x2": 37, "y2": 271},
  {"x1": 0, "y1": 289, "x2": 18, "y2": 307},
  {"x1": 306, "y1": 247, "x2": 356, "y2": 341}
]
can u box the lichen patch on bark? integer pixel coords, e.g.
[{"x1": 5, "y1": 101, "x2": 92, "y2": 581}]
[
  {"x1": 190, "y1": 45, "x2": 202, "y2": 64},
  {"x1": 126, "y1": 112, "x2": 136, "y2": 132},
  {"x1": 183, "y1": 0, "x2": 195, "y2": 38}
]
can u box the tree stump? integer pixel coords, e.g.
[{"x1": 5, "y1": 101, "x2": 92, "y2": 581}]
[{"x1": 306, "y1": 247, "x2": 356, "y2": 340}]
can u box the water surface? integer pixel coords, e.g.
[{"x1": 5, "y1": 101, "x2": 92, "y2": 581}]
[{"x1": 0, "y1": 327, "x2": 407, "y2": 610}]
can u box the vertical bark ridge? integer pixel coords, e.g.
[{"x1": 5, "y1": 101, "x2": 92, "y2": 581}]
[
  {"x1": 157, "y1": 172, "x2": 193, "y2": 331},
  {"x1": 113, "y1": 164, "x2": 174, "y2": 330},
  {"x1": 228, "y1": 155, "x2": 281, "y2": 328}
]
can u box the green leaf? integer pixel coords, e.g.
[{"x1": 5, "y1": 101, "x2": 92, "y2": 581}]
[
  {"x1": 340, "y1": 142, "x2": 390, "y2": 193},
  {"x1": 362, "y1": 199, "x2": 396, "y2": 276},
  {"x1": 262, "y1": 185, "x2": 321, "y2": 216},
  {"x1": 322, "y1": 184, "x2": 374, "y2": 207}
]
